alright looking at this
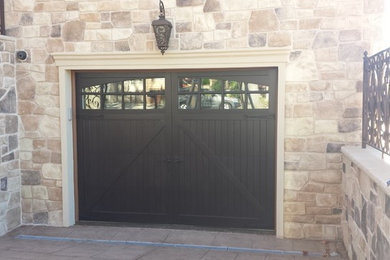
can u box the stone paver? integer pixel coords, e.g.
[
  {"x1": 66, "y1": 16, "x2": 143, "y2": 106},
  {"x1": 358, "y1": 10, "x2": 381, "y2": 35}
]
[{"x1": 0, "y1": 225, "x2": 348, "y2": 260}]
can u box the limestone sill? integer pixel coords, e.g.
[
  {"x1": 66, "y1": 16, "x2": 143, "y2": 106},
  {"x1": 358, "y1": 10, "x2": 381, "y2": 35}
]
[{"x1": 341, "y1": 146, "x2": 390, "y2": 195}]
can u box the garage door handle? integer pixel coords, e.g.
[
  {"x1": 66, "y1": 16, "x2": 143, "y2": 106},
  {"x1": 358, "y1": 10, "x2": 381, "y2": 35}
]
[{"x1": 164, "y1": 158, "x2": 183, "y2": 163}]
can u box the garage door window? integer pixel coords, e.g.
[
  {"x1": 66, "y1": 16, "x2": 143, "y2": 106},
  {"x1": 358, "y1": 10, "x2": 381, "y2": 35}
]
[
  {"x1": 81, "y1": 78, "x2": 165, "y2": 110},
  {"x1": 178, "y1": 77, "x2": 269, "y2": 110}
]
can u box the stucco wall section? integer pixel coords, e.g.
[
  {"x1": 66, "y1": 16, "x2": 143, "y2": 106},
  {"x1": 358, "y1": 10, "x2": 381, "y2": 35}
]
[
  {"x1": 0, "y1": 36, "x2": 20, "y2": 236},
  {"x1": 3, "y1": 0, "x2": 386, "y2": 239}
]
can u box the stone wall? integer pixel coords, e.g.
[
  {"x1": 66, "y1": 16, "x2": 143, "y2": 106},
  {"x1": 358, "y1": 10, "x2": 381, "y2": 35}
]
[
  {"x1": 342, "y1": 147, "x2": 390, "y2": 259},
  {"x1": 0, "y1": 36, "x2": 20, "y2": 236},
  {"x1": 3, "y1": 0, "x2": 386, "y2": 239}
]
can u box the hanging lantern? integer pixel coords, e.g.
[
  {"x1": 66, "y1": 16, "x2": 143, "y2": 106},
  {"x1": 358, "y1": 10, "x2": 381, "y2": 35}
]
[{"x1": 152, "y1": 0, "x2": 172, "y2": 55}]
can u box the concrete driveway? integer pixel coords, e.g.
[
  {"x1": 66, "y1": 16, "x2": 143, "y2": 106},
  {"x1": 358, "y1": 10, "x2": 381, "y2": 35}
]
[{"x1": 0, "y1": 225, "x2": 347, "y2": 259}]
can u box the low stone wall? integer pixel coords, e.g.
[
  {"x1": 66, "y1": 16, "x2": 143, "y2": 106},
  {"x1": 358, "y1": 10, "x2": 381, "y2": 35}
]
[
  {"x1": 0, "y1": 35, "x2": 20, "y2": 236},
  {"x1": 342, "y1": 146, "x2": 390, "y2": 259}
]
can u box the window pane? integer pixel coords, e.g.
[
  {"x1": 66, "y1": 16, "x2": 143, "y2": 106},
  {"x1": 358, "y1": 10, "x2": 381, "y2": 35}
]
[
  {"x1": 178, "y1": 78, "x2": 199, "y2": 93},
  {"x1": 201, "y1": 78, "x2": 222, "y2": 92},
  {"x1": 225, "y1": 81, "x2": 244, "y2": 92},
  {"x1": 82, "y1": 85, "x2": 101, "y2": 93},
  {"x1": 247, "y1": 93, "x2": 269, "y2": 109},
  {"x1": 201, "y1": 94, "x2": 221, "y2": 109},
  {"x1": 248, "y1": 83, "x2": 269, "y2": 92},
  {"x1": 223, "y1": 94, "x2": 244, "y2": 109},
  {"x1": 146, "y1": 78, "x2": 165, "y2": 92},
  {"x1": 124, "y1": 95, "x2": 144, "y2": 110},
  {"x1": 103, "y1": 82, "x2": 122, "y2": 93},
  {"x1": 178, "y1": 95, "x2": 198, "y2": 109},
  {"x1": 146, "y1": 95, "x2": 165, "y2": 109},
  {"x1": 82, "y1": 95, "x2": 101, "y2": 110},
  {"x1": 124, "y1": 79, "x2": 143, "y2": 93},
  {"x1": 104, "y1": 95, "x2": 122, "y2": 110}
]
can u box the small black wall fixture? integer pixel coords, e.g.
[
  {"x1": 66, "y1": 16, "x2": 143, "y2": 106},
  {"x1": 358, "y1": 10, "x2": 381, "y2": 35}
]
[{"x1": 152, "y1": 0, "x2": 172, "y2": 55}]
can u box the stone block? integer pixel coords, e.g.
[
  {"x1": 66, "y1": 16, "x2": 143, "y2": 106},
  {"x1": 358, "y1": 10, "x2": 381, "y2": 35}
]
[
  {"x1": 180, "y1": 33, "x2": 202, "y2": 50},
  {"x1": 249, "y1": 10, "x2": 279, "y2": 32},
  {"x1": 326, "y1": 143, "x2": 344, "y2": 153},
  {"x1": 46, "y1": 201, "x2": 62, "y2": 211},
  {"x1": 302, "y1": 182, "x2": 324, "y2": 193},
  {"x1": 297, "y1": 192, "x2": 316, "y2": 202},
  {"x1": 176, "y1": 0, "x2": 204, "y2": 6},
  {"x1": 343, "y1": 108, "x2": 361, "y2": 118},
  {"x1": 310, "y1": 170, "x2": 341, "y2": 184},
  {"x1": 285, "y1": 138, "x2": 306, "y2": 152},
  {"x1": 5, "y1": 116, "x2": 18, "y2": 134},
  {"x1": 285, "y1": 171, "x2": 308, "y2": 190},
  {"x1": 32, "y1": 199, "x2": 47, "y2": 212},
  {"x1": 176, "y1": 22, "x2": 192, "y2": 33},
  {"x1": 8, "y1": 192, "x2": 20, "y2": 209},
  {"x1": 269, "y1": 31, "x2": 291, "y2": 47},
  {"x1": 21, "y1": 170, "x2": 41, "y2": 186},
  {"x1": 285, "y1": 118, "x2": 313, "y2": 136},
  {"x1": 299, "y1": 18, "x2": 321, "y2": 30},
  {"x1": 111, "y1": 12, "x2": 132, "y2": 28},
  {"x1": 42, "y1": 163, "x2": 62, "y2": 180},
  {"x1": 115, "y1": 41, "x2": 130, "y2": 52},
  {"x1": 6, "y1": 207, "x2": 21, "y2": 230},
  {"x1": 284, "y1": 222, "x2": 304, "y2": 239},
  {"x1": 248, "y1": 33, "x2": 266, "y2": 47},
  {"x1": 312, "y1": 31, "x2": 338, "y2": 49},
  {"x1": 307, "y1": 207, "x2": 332, "y2": 215},
  {"x1": 48, "y1": 187, "x2": 62, "y2": 201},
  {"x1": 194, "y1": 14, "x2": 215, "y2": 32},
  {"x1": 48, "y1": 210, "x2": 63, "y2": 226},
  {"x1": 204, "y1": 0, "x2": 221, "y2": 12},
  {"x1": 338, "y1": 119, "x2": 361, "y2": 133},
  {"x1": 0, "y1": 89, "x2": 16, "y2": 114},
  {"x1": 32, "y1": 150, "x2": 51, "y2": 164},
  {"x1": 315, "y1": 215, "x2": 340, "y2": 224},
  {"x1": 299, "y1": 153, "x2": 326, "y2": 170},
  {"x1": 38, "y1": 115, "x2": 60, "y2": 138},
  {"x1": 324, "y1": 184, "x2": 342, "y2": 194},
  {"x1": 285, "y1": 202, "x2": 306, "y2": 215},
  {"x1": 21, "y1": 199, "x2": 32, "y2": 213},
  {"x1": 286, "y1": 51, "x2": 319, "y2": 81},
  {"x1": 32, "y1": 186, "x2": 48, "y2": 200},
  {"x1": 204, "y1": 42, "x2": 224, "y2": 49},
  {"x1": 303, "y1": 224, "x2": 323, "y2": 239},
  {"x1": 377, "y1": 227, "x2": 390, "y2": 260},
  {"x1": 33, "y1": 212, "x2": 48, "y2": 224},
  {"x1": 339, "y1": 30, "x2": 361, "y2": 42},
  {"x1": 62, "y1": 20, "x2": 85, "y2": 42},
  {"x1": 294, "y1": 103, "x2": 312, "y2": 117},
  {"x1": 21, "y1": 186, "x2": 32, "y2": 198},
  {"x1": 316, "y1": 193, "x2": 339, "y2": 207},
  {"x1": 339, "y1": 43, "x2": 366, "y2": 62},
  {"x1": 46, "y1": 39, "x2": 64, "y2": 53}
]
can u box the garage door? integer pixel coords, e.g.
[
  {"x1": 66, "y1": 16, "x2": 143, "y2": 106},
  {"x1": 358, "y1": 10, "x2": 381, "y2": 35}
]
[{"x1": 76, "y1": 69, "x2": 277, "y2": 230}]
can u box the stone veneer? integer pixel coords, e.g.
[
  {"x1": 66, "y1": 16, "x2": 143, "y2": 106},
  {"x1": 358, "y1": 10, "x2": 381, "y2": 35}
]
[
  {"x1": 2, "y1": 0, "x2": 386, "y2": 239},
  {"x1": 0, "y1": 35, "x2": 20, "y2": 236},
  {"x1": 342, "y1": 146, "x2": 390, "y2": 259}
]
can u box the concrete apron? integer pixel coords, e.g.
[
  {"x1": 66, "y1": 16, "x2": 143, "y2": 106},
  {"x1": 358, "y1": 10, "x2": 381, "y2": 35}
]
[{"x1": 1, "y1": 225, "x2": 347, "y2": 259}]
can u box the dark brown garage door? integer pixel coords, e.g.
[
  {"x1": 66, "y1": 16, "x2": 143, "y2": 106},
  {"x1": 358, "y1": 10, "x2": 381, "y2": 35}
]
[{"x1": 76, "y1": 69, "x2": 277, "y2": 230}]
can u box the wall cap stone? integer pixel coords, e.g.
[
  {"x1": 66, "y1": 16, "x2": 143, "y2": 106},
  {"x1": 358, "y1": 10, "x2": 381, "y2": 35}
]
[
  {"x1": 0, "y1": 35, "x2": 16, "y2": 42},
  {"x1": 342, "y1": 146, "x2": 390, "y2": 195}
]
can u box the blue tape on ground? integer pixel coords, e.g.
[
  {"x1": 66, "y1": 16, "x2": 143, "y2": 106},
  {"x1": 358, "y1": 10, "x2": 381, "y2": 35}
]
[{"x1": 15, "y1": 234, "x2": 332, "y2": 257}]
